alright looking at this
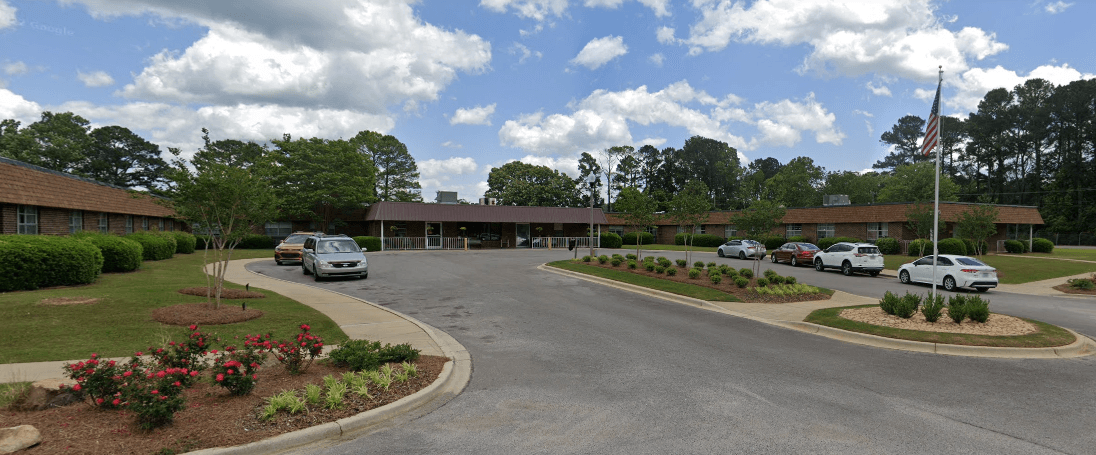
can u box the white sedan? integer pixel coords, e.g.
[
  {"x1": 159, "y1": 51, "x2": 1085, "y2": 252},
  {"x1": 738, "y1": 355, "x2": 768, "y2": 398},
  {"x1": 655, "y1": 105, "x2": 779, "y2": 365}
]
[
  {"x1": 717, "y1": 240, "x2": 766, "y2": 260},
  {"x1": 898, "y1": 254, "x2": 998, "y2": 292}
]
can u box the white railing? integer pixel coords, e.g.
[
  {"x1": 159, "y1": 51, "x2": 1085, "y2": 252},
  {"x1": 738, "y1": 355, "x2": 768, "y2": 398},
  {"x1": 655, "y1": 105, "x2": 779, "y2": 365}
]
[
  {"x1": 381, "y1": 236, "x2": 600, "y2": 250},
  {"x1": 530, "y1": 236, "x2": 600, "y2": 249}
]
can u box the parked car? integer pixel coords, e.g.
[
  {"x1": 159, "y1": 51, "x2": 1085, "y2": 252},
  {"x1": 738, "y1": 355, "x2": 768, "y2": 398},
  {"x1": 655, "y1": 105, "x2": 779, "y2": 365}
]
[
  {"x1": 274, "y1": 231, "x2": 322, "y2": 265},
  {"x1": 897, "y1": 254, "x2": 997, "y2": 292},
  {"x1": 770, "y1": 242, "x2": 820, "y2": 267},
  {"x1": 301, "y1": 234, "x2": 368, "y2": 281},
  {"x1": 717, "y1": 240, "x2": 766, "y2": 259},
  {"x1": 813, "y1": 242, "x2": 884, "y2": 276}
]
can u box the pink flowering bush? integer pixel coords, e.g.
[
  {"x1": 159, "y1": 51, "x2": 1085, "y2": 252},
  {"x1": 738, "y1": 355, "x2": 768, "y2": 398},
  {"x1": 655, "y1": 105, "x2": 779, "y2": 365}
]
[
  {"x1": 148, "y1": 324, "x2": 214, "y2": 384},
  {"x1": 61, "y1": 353, "x2": 137, "y2": 409},
  {"x1": 272, "y1": 324, "x2": 324, "y2": 374},
  {"x1": 209, "y1": 336, "x2": 267, "y2": 396},
  {"x1": 121, "y1": 362, "x2": 195, "y2": 430}
]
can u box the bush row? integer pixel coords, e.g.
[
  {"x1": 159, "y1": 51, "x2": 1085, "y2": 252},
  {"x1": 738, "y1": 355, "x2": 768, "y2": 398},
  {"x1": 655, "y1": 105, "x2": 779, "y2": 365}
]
[
  {"x1": 621, "y1": 232, "x2": 655, "y2": 246},
  {"x1": 0, "y1": 235, "x2": 104, "y2": 291},
  {"x1": 352, "y1": 236, "x2": 382, "y2": 252},
  {"x1": 73, "y1": 232, "x2": 143, "y2": 272},
  {"x1": 125, "y1": 231, "x2": 177, "y2": 261}
]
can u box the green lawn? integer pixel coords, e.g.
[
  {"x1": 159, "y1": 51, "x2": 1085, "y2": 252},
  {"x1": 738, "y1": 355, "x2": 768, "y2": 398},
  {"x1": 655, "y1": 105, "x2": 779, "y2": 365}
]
[
  {"x1": 547, "y1": 260, "x2": 741, "y2": 302},
  {"x1": 805, "y1": 305, "x2": 1076, "y2": 348},
  {"x1": 1034, "y1": 248, "x2": 1096, "y2": 262},
  {"x1": 884, "y1": 253, "x2": 1096, "y2": 284},
  {"x1": 0, "y1": 249, "x2": 347, "y2": 364}
]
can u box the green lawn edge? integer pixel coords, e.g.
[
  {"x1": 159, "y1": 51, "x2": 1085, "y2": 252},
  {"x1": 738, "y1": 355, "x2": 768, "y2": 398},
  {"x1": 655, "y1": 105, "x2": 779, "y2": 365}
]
[
  {"x1": 547, "y1": 260, "x2": 742, "y2": 302},
  {"x1": 804, "y1": 304, "x2": 1076, "y2": 348}
]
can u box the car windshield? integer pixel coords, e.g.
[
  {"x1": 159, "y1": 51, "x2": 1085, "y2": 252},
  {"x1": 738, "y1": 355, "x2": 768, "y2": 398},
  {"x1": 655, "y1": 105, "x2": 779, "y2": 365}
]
[
  {"x1": 956, "y1": 257, "x2": 987, "y2": 266},
  {"x1": 283, "y1": 234, "x2": 311, "y2": 244},
  {"x1": 319, "y1": 240, "x2": 359, "y2": 254}
]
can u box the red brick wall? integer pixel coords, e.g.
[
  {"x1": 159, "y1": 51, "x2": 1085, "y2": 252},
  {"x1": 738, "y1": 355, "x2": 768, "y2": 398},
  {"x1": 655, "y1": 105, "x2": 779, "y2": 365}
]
[{"x1": 0, "y1": 204, "x2": 13, "y2": 234}]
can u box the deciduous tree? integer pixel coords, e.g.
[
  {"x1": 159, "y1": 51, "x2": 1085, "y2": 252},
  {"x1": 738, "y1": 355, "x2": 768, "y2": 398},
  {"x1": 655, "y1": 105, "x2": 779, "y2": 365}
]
[
  {"x1": 614, "y1": 187, "x2": 658, "y2": 260},
  {"x1": 669, "y1": 180, "x2": 711, "y2": 264},
  {"x1": 79, "y1": 125, "x2": 169, "y2": 191},
  {"x1": 271, "y1": 135, "x2": 377, "y2": 232},
  {"x1": 485, "y1": 161, "x2": 582, "y2": 207}
]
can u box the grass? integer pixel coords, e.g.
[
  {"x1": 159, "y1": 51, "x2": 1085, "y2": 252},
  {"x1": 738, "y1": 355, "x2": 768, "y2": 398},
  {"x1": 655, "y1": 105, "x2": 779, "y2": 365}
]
[
  {"x1": 547, "y1": 260, "x2": 741, "y2": 302},
  {"x1": 0, "y1": 249, "x2": 348, "y2": 364},
  {"x1": 885, "y1": 253, "x2": 1096, "y2": 284},
  {"x1": 0, "y1": 382, "x2": 31, "y2": 408},
  {"x1": 804, "y1": 304, "x2": 1076, "y2": 348},
  {"x1": 1029, "y1": 248, "x2": 1096, "y2": 262}
]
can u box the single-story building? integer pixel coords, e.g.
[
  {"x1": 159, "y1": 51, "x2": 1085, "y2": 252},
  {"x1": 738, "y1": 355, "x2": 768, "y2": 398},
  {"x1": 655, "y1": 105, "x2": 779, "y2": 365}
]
[{"x1": 0, "y1": 156, "x2": 184, "y2": 235}]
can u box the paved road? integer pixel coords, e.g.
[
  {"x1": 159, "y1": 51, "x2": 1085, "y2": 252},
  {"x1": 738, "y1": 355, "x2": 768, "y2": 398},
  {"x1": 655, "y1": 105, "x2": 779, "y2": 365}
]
[{"x1": 251, "y1": 249, "x2": 1096, "y2": 454}]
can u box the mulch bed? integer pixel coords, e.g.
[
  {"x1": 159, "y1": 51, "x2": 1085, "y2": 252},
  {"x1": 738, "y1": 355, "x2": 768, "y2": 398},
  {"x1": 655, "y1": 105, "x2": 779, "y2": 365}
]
[
  {"x1": 581, "y1": 257, "x2": 832, "y2": 303},
  {"x1": 0, "y1": 355, "x2": 447, "y2": 455},
  {"x1": 151, "y1": 303, "x2": 265, "y2": 326},
  {"x1": 37, "y1": 297, "x2": 102, "y2": 306},
  {"x1": 177, "y1": 287, "x2": 266, "y2": 299},
  {"x1": 1053, "y1": 278, "x2": 1096, "y2": 295}
]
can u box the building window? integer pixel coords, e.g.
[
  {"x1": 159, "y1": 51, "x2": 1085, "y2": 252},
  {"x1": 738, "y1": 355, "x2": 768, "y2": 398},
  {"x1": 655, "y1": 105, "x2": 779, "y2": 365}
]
[
  {"x1": 126, "y1": 215, "x2": 134, "y2": 234},
  {"x1": 167, "y1": 220, "x2": 174, "y2": 231},
  {"x1": 692, "y1": 226, "x2": 706, "y2": 235},
  {"x1": 676, "y1": 225, "x2": 685, "y2": 234},
  {"x1": 645, "y1": 226, "x2": 658, "y2": 236},
  {"x1": 158, "y1": 219, "x2": 164, "y2": 231},
  {"x1": 265, "y1": 221, "x2": 293, "y2": 238},
  {"x1": 817, "y1": 223, "x2": 835, "y2": 239},
  {"x1": 142, "y1": 217, "x2": 149, "y2": 231},
  {"x1": 17, "y1": 205, "x2": 38, "y2": 234},
  {"x1": 867, "y1": 222, "x2": 888, "y2": 240},
  {"x1": 99, "y1": 213, "x2": 109, "y2": 233},
  {"x1": 1006, "y1": 224, "x2": 1030, "y2": 240},
  {"x1": 608, "y1": 226, "x2": 624, "y2": 236},
  {"x1": 724, "y1": 225, "x2": 737, "y2": 238},
  {"x1": 786, "y1": 223, "x2": 802, "y2": 238},
  {"x1": 70, "y1": 210, "x2": 83, "y2": 234},
  {"x1": 387, "y1": 222, "x2": 408, "y2": 237}
]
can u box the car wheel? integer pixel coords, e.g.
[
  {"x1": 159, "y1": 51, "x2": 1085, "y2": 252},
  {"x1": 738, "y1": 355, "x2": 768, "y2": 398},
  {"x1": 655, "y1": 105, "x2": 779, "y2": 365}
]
[
  {"x1": 841, "y1": 261, "x2": 852, "y2": 276},
  {"x1": 943, "y1": 276, "x2": 957, "y2": 291},
  {"x1": 361, "y1": 272, "x2": 368, "y2": 280},
  {"x1": 771, "y1": 253, "x2": 778, "y2": 263},
  {"x1": 814, "y1": 259, "x2": 824, "y2": 271},
  {"x1": 791, "y1": 257, "x2": 798, "y2": 267},
  {"x1": 275, "y1": 259, "x2": 282, "y2": 266},
  {"x1": 899, "y1": 270, "x2": 910, "y2": 284},
  {"x1": 738, "y1": 251, "x2": 745, "y2": 260},
  {"x1": 718, "y1": 249, "x2": 725, "y2": 258},
  {"x1": 869, "y1": 271, "x2": 880, "y2": 277},
  {"x1": 313, "y1": 265, "x2": 323, "y2": 282},
  {"x1": 302, "y1": 263, "x2": 312, "y2": 275},
  {"x1": 974, "y1": 287, "x2": 988, "y2": 292}
]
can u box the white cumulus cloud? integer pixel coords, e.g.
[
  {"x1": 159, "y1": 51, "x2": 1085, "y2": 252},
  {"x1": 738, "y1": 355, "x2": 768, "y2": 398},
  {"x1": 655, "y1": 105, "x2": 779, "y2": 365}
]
[
  {"x1": 480, "y1": 0, "x2": 568, "y2": 21},
  {"x1": 866, "y1": 81, "x2": 892, "y2": 97},
  {"x1": 947, "y1": 64, "x2": 1096, "y2": 113},
  {"x1": 420, "y1": 156, "x2": 480, "y2": 178},
  {"x1": 0, "y1": 1, "x2": 16, "y2": 30},
  {"x1": 571, "y1": 35, "x2": 628, "y2": 70},
  {"x1": 648, "y1": 53, "x2": 664, "y2": 67},
  {"x1": 1045, "y1": 1, "x2": 1073, "y2": 14},
  {"x1": 510, "y1": 42, "x2": 543, "y2": 64},
  {"x1": 3, "y1": 61, "x2": 28, "y2": 76},
  {"x1": 0, "y1": 89, "x2": 43, "y2": 122},
  {"x1": 77, "y1": 70, "x2": 115, "y2": 87},
  {"x1": 451, "y1": 104, "x2": 497, "y2": 126}
]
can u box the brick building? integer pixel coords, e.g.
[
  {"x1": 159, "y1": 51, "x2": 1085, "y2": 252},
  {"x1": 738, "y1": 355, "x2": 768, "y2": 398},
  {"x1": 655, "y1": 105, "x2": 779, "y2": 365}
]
[{"x1": 0, "y1": 156, "x2": 183, "y2": 235}]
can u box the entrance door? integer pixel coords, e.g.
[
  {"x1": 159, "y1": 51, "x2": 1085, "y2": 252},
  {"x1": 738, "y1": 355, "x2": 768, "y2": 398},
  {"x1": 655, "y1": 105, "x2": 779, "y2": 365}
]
[
  {"x1": 516, "y1": 223, "x2": 530, "y2": 248},
  {"x1": 426, "y1": 222, "x2": 442, "y2": 249}
]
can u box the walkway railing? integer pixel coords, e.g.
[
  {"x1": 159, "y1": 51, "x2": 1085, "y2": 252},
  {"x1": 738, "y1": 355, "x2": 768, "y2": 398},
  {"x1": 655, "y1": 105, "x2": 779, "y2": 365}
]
[
  {"x1": 381, "y1": 236, "x2": 600, "y2": 250},
  {"x1": 530, "y1": 237, "x2": 600, "y2": 249}
]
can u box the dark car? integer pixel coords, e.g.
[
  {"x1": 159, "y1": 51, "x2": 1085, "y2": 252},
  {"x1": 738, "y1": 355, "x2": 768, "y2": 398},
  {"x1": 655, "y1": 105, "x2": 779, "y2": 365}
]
[{"x1": 770, "y1": 242, "x2": 820, "y2": 267}]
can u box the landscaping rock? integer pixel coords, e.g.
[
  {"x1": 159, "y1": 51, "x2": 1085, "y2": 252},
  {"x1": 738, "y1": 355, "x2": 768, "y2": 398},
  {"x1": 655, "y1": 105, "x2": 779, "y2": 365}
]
[
  {"x1": 0, "y1": 425, "x2": 41, "y2": 453},
  {"x1": 11, "y1": 379, "x2": 80, "y2": 411}
]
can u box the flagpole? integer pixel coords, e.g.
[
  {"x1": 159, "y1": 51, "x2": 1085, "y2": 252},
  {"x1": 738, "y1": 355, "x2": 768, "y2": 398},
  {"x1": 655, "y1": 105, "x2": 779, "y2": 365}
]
[{"x1": 930, "y1": 66, "x2": 943, "y2": 302}]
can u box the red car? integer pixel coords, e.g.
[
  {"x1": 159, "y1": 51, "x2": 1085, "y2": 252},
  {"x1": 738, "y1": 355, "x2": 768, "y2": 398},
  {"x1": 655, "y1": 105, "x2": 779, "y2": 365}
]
[{"x1": 770, "y1": 242, "x2": 820, "y2": 267}]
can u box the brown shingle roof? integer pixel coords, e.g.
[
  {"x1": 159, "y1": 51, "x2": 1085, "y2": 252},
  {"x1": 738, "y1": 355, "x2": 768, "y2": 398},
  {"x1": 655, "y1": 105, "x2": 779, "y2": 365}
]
[
  {"x1": 0, "y1": 157, "x2": 176, "y2": 217},
  {"x1": 366, "y1": 201, "x2": 608, "y2": 224},
  {"x1": 605, "y1": 202, "x2": 1043, "y2": 225}
]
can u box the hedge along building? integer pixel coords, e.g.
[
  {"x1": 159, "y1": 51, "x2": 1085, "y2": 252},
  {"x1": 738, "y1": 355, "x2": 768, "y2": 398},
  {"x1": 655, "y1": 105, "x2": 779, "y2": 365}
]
[
  {"x1": 0, "y1": 156, "x2": 183, "y2": 235},
  {"x1": 603, "y1": 201, "x2": 1044, "y2": 253},
  {"x1": 362, "y1": 201, "x2": 608, "y2": 250}
]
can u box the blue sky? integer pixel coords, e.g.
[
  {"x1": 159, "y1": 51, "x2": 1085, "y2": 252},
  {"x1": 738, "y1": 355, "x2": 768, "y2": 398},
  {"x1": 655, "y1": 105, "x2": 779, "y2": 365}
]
[{"x1": 1, "y1": 0, "x2": 1092, "y2": 201}]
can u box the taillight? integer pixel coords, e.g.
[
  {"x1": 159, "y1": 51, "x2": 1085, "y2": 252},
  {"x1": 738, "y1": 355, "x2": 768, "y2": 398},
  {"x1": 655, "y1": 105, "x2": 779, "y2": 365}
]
[
  {"x1": 960, "y1": 269, "x2": 979, "y2": 273},
  {"x1": 854, "y1": 253, "x2": 864, "y2": 257}
]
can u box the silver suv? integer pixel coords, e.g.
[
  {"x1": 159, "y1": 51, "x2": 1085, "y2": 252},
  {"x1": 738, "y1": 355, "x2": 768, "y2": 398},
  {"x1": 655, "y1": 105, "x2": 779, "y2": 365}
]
[
  {"x1": 813, "y1": 242, "x2": 884, "y2": 276},
  {"x1": 301, "y1": 234, "x2": 368, "y2": 281}
]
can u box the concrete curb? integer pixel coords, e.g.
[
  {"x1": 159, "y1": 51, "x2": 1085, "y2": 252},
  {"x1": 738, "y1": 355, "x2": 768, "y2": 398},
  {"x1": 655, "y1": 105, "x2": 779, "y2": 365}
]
[
  {"x1": 188, "y1": 260, "x2": 472, "y2": 455},
  {"x1": 541, "y1": 263, "x2": 1096, "y2": 359}
]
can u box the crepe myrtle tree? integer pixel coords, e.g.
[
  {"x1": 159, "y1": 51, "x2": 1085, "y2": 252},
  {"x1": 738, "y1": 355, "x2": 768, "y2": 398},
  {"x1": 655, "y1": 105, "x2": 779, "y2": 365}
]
[
  {"x1": 614, "y1": 186, "x2": 658, "y2": 261},
  {"x1": 669, "y1": 180, "x2": 711, "y2": 265},
  {"x1": 955, "y1": 203, "x2": 999, "y2": 256},
  {"x1": 733, "y1": 199, "x2": 786, "y2": 276}
]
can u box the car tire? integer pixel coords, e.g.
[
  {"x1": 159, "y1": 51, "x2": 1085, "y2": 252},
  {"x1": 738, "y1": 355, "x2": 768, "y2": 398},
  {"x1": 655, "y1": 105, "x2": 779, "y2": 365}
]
[
  {"x1": 899, "y1": 270, "x2": 910, "y2": 284},
  {"x1": 869, "y1": 271, "x2": 879, "y2": 277},
  {"x1": 276, "y1": 259, "x2": 282, "y2": 266},
  {"x1": 815, "y1": 259, "x2": 824, "y2": 271},
  {"x1": 302, "y1": 263, "x2": 312, "y2": 275},
  {"x1": 738, "y1": 252, "x2": 745, "y2": 260},
  {"x1": 313, "y1": 265, "x2": 323, "y2": 282},
  {"x1": 943, "y1": 276, "x2": 957, "y2": 291},
  {"x1": 791, "y1": 257, "x2": 798, "y2": 267},
  {"x1": 361, "y1": 272, "x2": 368, "y2": 280},
  {"x1": 718, "y1": 249, "x2": 725, "y2": 258},
  {"x1": 841, "y1": 261, "x2": 852, "y2": 276},
  {"x1": 771, "y1": 253, "x2": 778, "y2": 263}
]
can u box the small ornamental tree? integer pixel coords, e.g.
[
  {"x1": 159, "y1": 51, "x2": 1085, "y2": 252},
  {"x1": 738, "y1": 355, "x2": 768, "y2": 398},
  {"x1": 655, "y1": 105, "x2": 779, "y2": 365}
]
[
  {"x1": 615, "y1": 187, "x2": 658, "y2": 261},
  {"x1": 669, "y1": 180, "x2": 711, "y2": 265},
  {"x1": 905, "y1": 202, "x2": 947, "y2": 257},
  {"x1": 955, "y1": 204, "x2": 999, "y2": 256},
  {"x1": 733, "y1": 200, "x2": 786, "y2": 277}
]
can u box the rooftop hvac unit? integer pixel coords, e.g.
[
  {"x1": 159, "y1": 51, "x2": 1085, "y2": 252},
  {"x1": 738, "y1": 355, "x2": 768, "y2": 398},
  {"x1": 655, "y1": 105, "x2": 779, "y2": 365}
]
[
  {"x1": 479, "y1": 197, "x2": 497, "y2": 206},
  {"x1": 823, "y1": 194, "x2": 851, "y2": 206},
  {"x1": 436, "y1": 191, "x2": 458, "y2": 204}
]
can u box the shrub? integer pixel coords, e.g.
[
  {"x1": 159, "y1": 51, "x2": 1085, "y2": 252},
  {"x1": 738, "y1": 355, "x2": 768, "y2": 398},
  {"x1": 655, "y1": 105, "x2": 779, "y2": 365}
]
[
  {"x1": 0, "y1": 235, "x2": 104, "y2": 291},
  {"x1": 879, "y1": 291, "x2": 899, "y2": 315},
  {"x1": 1069, "y1": 278, "x2": 1095, "y2": 290},
  {"x1": 645, "y1": 263, "x2": 656, "y2": 272},
  {"x1": 125, "y1": 232, "x2": 176, "y2": 261},
  {"x1": 625, "y1": 254, "x2": 637, "y2": 260},
  {"x1": 908, "y1": 239, "x2": 935, "y2": 256},
  {"x1": 353, "y1": 236, "x2": 383, "y2": 252},
  {"x1": 627, "y1": 260, "x2": 637, "y2": 269},
  {"x1": 655, "y1": 265, "x2": 666, "y2": 274},
  {"x1": 706, "y1": 261, "x2": 717, "y2": 268},
  {"x1": 818, "y1": 236, "x2": 862, "y2": 251},
  {"x1": 763, "y1": 269, "x2": 778, "y2": 279},
  {"x1": 643, "y1": 256, "x2": 655, "y2": 263},
  {"x1": 921, "y1": 294, "x2": 945, "y2": 322},
  {"x1": 688, "y1": 268, "x2": 702, "y2": 279},
  {"x1": 599, "y1": 232, "x2": 623, "y2": 249},
  {"x1": 62, "y1": 354, "x2": 129, "y2": 408},
  {"x1": 962, "y1": 239, "x2": 989, "y2": 256},
  {"x1": 658, "y1": 257, "x2": 672, "y2": 268},
  {"x1": 894, "y1": 292, "x2": 921, "y2": 319},
  {"x1": 674, "y1": 233, "x2": 725, "y2": 247},
  {"x1": 622, "y1": 232, "x2": 655, "y2": 246},
  {"x1": 723, "y1": 266, "x2": 737, "y2": 278},
  {"x1": 237, "y1": 234, "x2": 275, "y2": 249},
  {"x1": 1004, "y1": 240, "x2": 1027, "y2": 254},
  {"x1": 149, "y1": 325, "x2": 214, "y2": 382},
  {"x1": 676, "y1": 259, "x2": 688, "y2": 267},
  {"x1": 738, "y1": 268, "x2": 753, "y2": 279},
  {"x1": 735, "y1": 277, "x2": 749, "y2": 288},
  {"x1": 170, "y1": 231, "x2": 197, "y2": 254},
  {"x1": 581, "y1": 255, "x2": 592, "y2": 262},
  {"x1": 756, "y1": 277, "x2": 770, "y2": 287},
  {"x1": 612, "y1": 254, "x2": 624, "y2": 260},
  {"x1": 271, "y1": 324, "x2": 324, "y2": 374},
  {"x1": 787, "y1": 235, "x2": 809, "y2": 243},
  {"x1": 327, "y1": 339, "x2": 420, "y2": 372},
  {"x1": 598, "y1": 255, "x2": 609, "y2": 264},
  {"x1": 965, "y1": 296, "x2": 990, "y2": 323},
  {"x1": 874, "y1": 237, "x2": 900, "y2": 255},
  {"x1": 694, "y1": 261, "x2": 705, "y2": 268},
  {"x1": 718, "y1": 264, "x2": 731, "y2": 275},
  {"x1": 710, "y1": 274, "x2": 722, "y2": 284},
  {"x1": 665, "y1": 267, "x2": 677, "y2": 276},
  {"x1": 610, "y1": 258, "x2": 622, "y2": 267},
  {"x1": 74, "y1": 232, "x2": 143, "y2": 273},
  {"x1": 122, "y1": 363, "x2": 192, "y2": 430},
  {"x1": 937, "y1": 238, "x2": 967, "y2": 255},
  {"x1": 784, "y1": 276, "x2": 797, "y2": 285},
  {"x1": 1031, "y1": 238, "x2": 1054, "y2": 254},
  {"x1": 210, "y1": 341, "x2": 265, "y2": 396},
  {"x1": 770, "y1": 275, "x2": 785, "y2": 285},
  {"x1": 947, "y1": 295, "x2": 968, "y2": 324},
  {"x1": 762, "y1": 236, "x2": 786, "y2": 250}
]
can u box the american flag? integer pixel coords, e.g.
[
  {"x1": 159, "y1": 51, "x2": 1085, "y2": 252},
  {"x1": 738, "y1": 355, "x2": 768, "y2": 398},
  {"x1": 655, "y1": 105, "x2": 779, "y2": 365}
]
[{"x1": 921, "y1": 77, "x2": 941, "y2": 156}]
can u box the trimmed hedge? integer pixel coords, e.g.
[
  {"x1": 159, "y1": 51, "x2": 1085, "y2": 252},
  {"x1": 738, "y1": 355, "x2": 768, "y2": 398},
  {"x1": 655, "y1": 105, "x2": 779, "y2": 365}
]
[
  {"x1": 937, "y1": 238, "x2": 967, "y2": 255},
  {"x1": 353, "y1": 236, "x2": 382, "y2": 252},
  {"x1": 817, "y1": 236, "x2": 862, "y2": 251},
  {"x1": 600, "y1": 232, "x2": 623, "y2": 249},
  {"x1": 74, "y1": 232, "x2": 143, "y2": 273},
  {"x1": 171, "y1": 231, "x2": 197, "y2": 254},
  {"x1": 125, "y1": 232, "x2": 176, "y2": 261},
  {"x1": 237, "y1": 234, "x2": 274, "y2": 249},
  {"x1": 621, "y1": 232, "x2": 655, "y2": 246},
  {"x1": 762, "y1": 236, "x2": 786, "y2": 250},
  {"x1": 787, "y1": 235, "x2": 810, "y2": 243},
  {"x1": 908, "y1": 239, "x2": 934, "y2": 257},
  {"x1": 1004, "y1": 239, "x2": 1028, "y2": 254},
  {"x1": 674, "y1": 233, "x2": 725, "y2": 248},
  {"x1": 0, "y1": 235, "x2": 104, "y2": 291},
  {"x1": 874, "y1": 237, "x2": 900, "y2": 255},
  {"x1": 1032, "y1": 238, "x2": 1054, "y2": 253}
]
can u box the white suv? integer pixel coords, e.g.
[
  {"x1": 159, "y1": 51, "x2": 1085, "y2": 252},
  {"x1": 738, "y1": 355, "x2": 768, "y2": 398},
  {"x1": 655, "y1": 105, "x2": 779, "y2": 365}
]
[{"x1": 813, "y1": 242, "x2": 884, "y2": 276}]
